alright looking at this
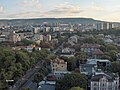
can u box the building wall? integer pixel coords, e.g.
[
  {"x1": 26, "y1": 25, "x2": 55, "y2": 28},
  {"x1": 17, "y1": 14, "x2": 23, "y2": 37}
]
[
  {"x1": 91, "y1": 77, "x2": 119, "y2": 90},
  {"x1": 51, "y1": 62, "x2": 67, "y2": 72}
]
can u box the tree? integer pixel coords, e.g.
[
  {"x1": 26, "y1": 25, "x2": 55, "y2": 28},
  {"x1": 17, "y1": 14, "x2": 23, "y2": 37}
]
[
  {"x1": 82, "y1": 37, "x2": 95, "y2": 44},
  {"x1": 22, "y1": 87, "x2": 30, "y2": 90},
  {"x1": 108, "y1": 50, "x2": 117, "y2": 61},
  {"x1": 21, "y1": 39, "x2": 36, "y2": 46},
  {"x1": 15, "y1": 51, "x2": 30, "y2": 71},
  {"x1": 56, "y1": 73, "x2": 87, "y2": 90},
  {"x1": 38, "y1": 67, "x2": 48, "y2": 76},
  {"x1": 69, "y1": 87, "x2": 84, "y2": 90},
  {"x1": 109, "y1": 62, "x2": 120, "y2": 76},
  {"x1": 75, "y1": 52, "x2": 87, "y2": 64},
  {"x1": 33, "y1": 73, "x2": 44, "y2": 87},
  {"x1": 67, "y1": 57, "x2": 77, "y2": 71},
  {"x1": 106, "y1": 44, "x2": 118, "y2": 52}
]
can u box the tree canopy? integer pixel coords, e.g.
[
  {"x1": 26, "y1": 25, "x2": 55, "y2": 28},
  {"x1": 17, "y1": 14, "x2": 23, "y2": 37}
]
[{"x1": 56, "y1": 73, "x2": 87, "y2": 90}]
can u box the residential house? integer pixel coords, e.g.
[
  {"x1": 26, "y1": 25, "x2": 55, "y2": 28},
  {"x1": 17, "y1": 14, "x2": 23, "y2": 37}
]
[
  {"x1": 62, "y1": 47, "x2": 75, "y2": 54},
  {"x1": 92, "y1": 49, "x2": 104, "y2": 59},
  {"x1": 90, "y1": 72, "x2": 119, "y2": 90},
  {"x1": 51, "y1": 58, "x2": 67, "y2": 72},
  {"x1": 80, "y1": 44, "x2": 101, "y2": 58},
  {"x1": 79, "y1": 64, "x2": 97, "y2": 77},
  {"x1": 51, "y1": 58, "x2": 69, "y2": 80},
  {"x1": 87, "y1": 59, "x2": 111, "y2": 70}
]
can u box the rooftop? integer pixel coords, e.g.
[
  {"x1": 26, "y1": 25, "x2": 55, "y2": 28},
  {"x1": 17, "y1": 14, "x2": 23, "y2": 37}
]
[
  {"x1": 52, "y1": 58, "x2": 67, "y2": 64},
  {"x1": 87, "y1": 59, "x2": 110, "y2": 64},
  {"x1": 91, "y1": 72, "x2": 118, "y2": 82}
]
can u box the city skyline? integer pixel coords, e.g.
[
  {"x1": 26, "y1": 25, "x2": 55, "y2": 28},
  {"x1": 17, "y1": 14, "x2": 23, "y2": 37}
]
[{"x1": 0, "y1": 0, "x2": 120, "y2": 22}]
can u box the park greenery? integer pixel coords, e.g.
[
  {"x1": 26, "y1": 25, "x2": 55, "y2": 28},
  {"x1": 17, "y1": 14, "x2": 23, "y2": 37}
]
[{"x1": 0, "y1": 46, "x2": 50, "y2": 89}]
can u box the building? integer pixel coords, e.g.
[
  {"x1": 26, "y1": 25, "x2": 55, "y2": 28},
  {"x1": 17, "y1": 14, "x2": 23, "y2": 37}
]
[
  {"x1": 33, "y1": 27, "x2": 40, "y2": 34},
  {"x1": 96, "y1": 23, "x2": 102, "y2": 30},
  {"x1": 87, "y1": 59, "x2": 111, "y2": 70},
  {"x1": 90, "y1": 73, "x2": 119, "y2": 90},
  {"x1": 79, "y1": 64, "x2": 97, "y2": 77},
  {"x1": 0, "y1": 35, "x2": 6, "y2": 42},
  {"x1": 92, "y1": 49, "x2": 104, "y2": 59},
  {"x1": 62, "y1": 47, "x2": 75, "y2": 54},
  {"x1": 107, "y1": 23, "x2": 113, "y2": 30},
  {"x1": 68, "y1": 35, "x2": 79, "y2": 44},
  {"x1": 81, "y1": 44, "x2": 100, "y2": 53},
  {"x1": 50, "y1": 58, "x2": 69, "y2": 80},
  {"x1": 8, "y1": 31, "x2": 21, "y2": 43},
  {"x1": 32, "y1": 34, "x2": 45, "y2": 44},
  {"x1": 44, "y1": 27, "x2": 50, "y2": 32},
  {"x1": 43, "y1": 34, "x2": 52, "y2": 42},
  {"x1": 51, "y1": 58, "x2": 67, "y2": 72},
  {"x1": 53, "y1": 71, "x2": 71, "y2": 80},
  {"x1": 46, "y1": 34, "x2": 52, "y2": 41},
  {"x1": 101, "y1": 23, "x2": 107, "y2": 30},
  {"x1": 80, "y1": 44, "x2": 101, "y2": 58}
]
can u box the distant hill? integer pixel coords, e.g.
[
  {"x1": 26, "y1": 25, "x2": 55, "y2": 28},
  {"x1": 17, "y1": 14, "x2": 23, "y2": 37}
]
[{"x1": 0, "y1": 18, "x2": 111, "y2": 26}]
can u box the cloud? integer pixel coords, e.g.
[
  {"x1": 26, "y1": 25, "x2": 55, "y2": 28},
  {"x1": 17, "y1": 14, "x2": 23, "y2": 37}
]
[
  {"x1": 44, "y1": 2, "x2": 83, "y2": 17},
  {"x1": 91, "y1": 5, "x2": 104, "y2": 12},
  {"x1": 20, "y1": 0, "x2": 42, "y2": 11},
  {"x1": 90, "y1": 2, "x2": 104, "y2": 12},
  {"x1": 7, "y1": 2, "x2": 83, "y2": 19}
]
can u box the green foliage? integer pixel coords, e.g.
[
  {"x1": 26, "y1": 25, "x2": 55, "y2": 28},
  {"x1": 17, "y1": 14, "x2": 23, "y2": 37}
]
[
  {"x1": 15, "y1": 51, "x2": 30, "y2": 70},
  {"x1": 56, "y1": 73, "x2": 87, "y2": 90},
  {"x1": 106, "y1": 44, "x2": 118, "y2": 52},
  {"x1": 38, "y1": 67, "x2": 48, "y2": 76},
  {"x1": 22, "y1": 87, "x2": 30, "y2": 90},
  {"x1": 21, "y1": 39, "x2": 36, "y2": 46},
  {"x1": 82, "y1": 37, "x2": 96, "y2": 44},
  {"x1": 47, "y1": 54, "x2": 57, "y2": 60},
  {"x1": 109, "y1": 62, "x2": 120, "y2": 76},
  {"x1": 67, "y1": 57, "x2": 77, "y2": 71},
  {"x1": 82, "y1": 29, "x2": 120, "y2": 36},
  {"x1": 69, "y1": 87, "x2": 84, "y2": 90},
  {"x1": 75, "y1": 52, "x2": 87, "y2": 64},
  {"x1": 33, "y1": 73, "x2": 44, "y2": 84},
  {"x1": 0, "y1": 46, "x2": 50, "y2": 89}
]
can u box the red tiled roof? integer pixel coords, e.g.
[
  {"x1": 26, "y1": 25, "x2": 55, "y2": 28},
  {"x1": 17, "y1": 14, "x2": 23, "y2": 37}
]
[
  {"x1": 47, "y1": 75, "x2": 56, "y2": 81},
  {"x1": 93, "y1": 49, "x2": 104, "y2": 55}
]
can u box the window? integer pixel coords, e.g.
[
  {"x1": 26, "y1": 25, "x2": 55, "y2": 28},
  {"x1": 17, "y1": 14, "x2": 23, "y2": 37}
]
[
  {"x1": 94, "y1": 88, "x2": 96, "y2": 90},
  {"x1": 94, "y1": 83, "x2": 97, "y2": 86}
]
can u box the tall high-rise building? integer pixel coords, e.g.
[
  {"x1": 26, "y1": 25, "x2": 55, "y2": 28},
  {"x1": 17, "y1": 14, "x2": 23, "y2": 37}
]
[
  {"x1": 96, "y1": 23, "x2": 102, "y2": 30},
  {"x1": 102, "y1": 23, "x2": 107, "y2": 30},
  {"x1": 8, "y1": 31, "x2": 21, "y2": 43},
  {"x1": 107, "y1": 23, "x2": 112, "y2": 30},
  {"x1": 33, "y1": 27, "x2": 40, "y2": 34}
]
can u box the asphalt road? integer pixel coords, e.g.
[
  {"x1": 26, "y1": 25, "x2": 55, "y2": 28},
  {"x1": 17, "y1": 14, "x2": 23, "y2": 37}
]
[{"x1": 40, "y1": 84, "x2": 55, "y2": 90}]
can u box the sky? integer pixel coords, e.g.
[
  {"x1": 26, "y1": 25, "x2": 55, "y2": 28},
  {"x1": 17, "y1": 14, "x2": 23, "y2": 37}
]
[{"x1": 0, "y1": 0, "x2": 120, "y2": 22}]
